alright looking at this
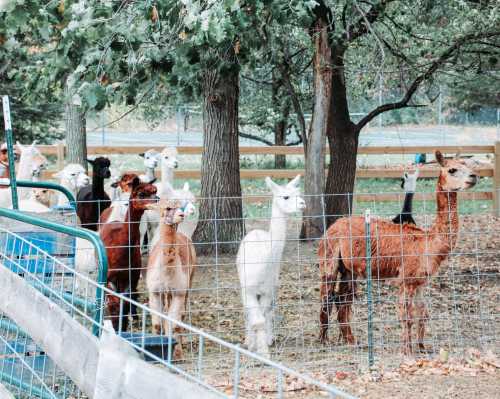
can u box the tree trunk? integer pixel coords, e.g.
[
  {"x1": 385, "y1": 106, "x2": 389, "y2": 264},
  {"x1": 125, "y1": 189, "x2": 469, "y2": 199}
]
[
  {"x1": 324, "y1": 45, "x2": 359, "y2": 227},
  {"x1": 64, "y1": 79, "x2": 87, "y2": 170},
  {"x1": 274, "y1": 102, "x2": 290, "y2": 169},
  {"x1": 300, "y1": 7, "x2": 332, "y2": 239},
  {"x1": 272, "y1": 71, "x2": 288, "y2": 169},
  {"x1": 192, "y1": 66, "x2": 244, "y2": 255}
]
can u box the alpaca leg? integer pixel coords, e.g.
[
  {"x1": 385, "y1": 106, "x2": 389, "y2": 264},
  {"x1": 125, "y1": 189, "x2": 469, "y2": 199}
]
[
  {"x1": 398, "y1": 285, "x2": 416, "y2": 355},
  {"x1": 415, "y1": 290, "x2": 429, "y2": 352},
  {"x1": 244, "y1": 292, "x2": 267, "y2": 355},
  {"x1": 149, "y1": 291, "x2": 163, "y2": 334},
  {"x1": 335, "y1": 276, "x2": 356, "y2": 345},
  {"x1": 319, "y1": 246, "x2": 340, "y2": 344},
  {"x1": 164, "y1": 292, "x2": 187, "y2": 360},
  {"x1": 260, "y1": 291, "x2": 275, "y2": 347}
]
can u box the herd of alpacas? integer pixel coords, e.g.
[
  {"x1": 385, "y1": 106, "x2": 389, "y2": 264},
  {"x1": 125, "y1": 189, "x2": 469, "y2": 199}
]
[{"x1": 0, "y1": 143, "x2": 480, "y2": 359}]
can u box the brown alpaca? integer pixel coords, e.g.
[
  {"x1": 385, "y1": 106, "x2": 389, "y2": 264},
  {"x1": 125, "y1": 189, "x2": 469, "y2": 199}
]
[
  {"x1": 100, "y1": 177, "x2": 158, "y2": 331},
  {"x1": 146, "y1": 199, "x2": 196, "y2": 360},
  {"x1": 100, "y1": 173, "x2": 139, "y2": 224},
  {"x1": 318, "y1": 151, "x2": 478, "y2": 354}
]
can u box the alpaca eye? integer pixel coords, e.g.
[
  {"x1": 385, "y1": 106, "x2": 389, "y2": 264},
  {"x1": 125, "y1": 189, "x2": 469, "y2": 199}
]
[
  {"x1": 166, "y1": 207, "x2": 172, "y2": 211},
  {"x1": 283, "y1": 196, "x2": 289, "y2": 200},
  {"x1": 448, "y1": 168, "x2": 457, "y2": 174},
  {"x1": 138, "y1": 193, "x2": 145, "y2": 198}
]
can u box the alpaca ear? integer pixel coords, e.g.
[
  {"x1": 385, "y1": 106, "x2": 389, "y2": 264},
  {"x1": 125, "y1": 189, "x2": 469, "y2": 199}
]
[
  {"x1": 86, "y1": 158, "x2": 95, "y2": 165},
  {"x1": 182, "y1": 182, "x2": 189, "y2": 191},
  {"x1": 31, "y1": 141, "x2": 37, "y2": 147},
  {"x1": 138, "y1": 153, "x2": 145, "y2": 158},
  {"x1": 287, "y1": 174, "x2": 301, "y2": 188},
  {"x1": 110, "y1": 181, "x2": 119, "y2": 188},
  {"x1": 265, "y1": 176, "x2": 280, "y2": 193},
  {"x1": 131, "y1": 176, "x2": 141, "y2": 190},
  {"x1": 435, "y1": 150, "x2": 446, "y2": 166},
  {"x1": 16, "y1": 141, "x2": 24, "y2": 151}
]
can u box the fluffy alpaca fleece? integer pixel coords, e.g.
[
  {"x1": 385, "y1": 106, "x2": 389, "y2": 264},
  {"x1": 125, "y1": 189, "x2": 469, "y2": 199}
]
[
  {"x1": 146, "y1": 198, "x2": 196, "y2": 360},
  {"x1": 318, "y1": 151, "x2": 478, "y2": 354},
  {"x1": 236, "y1": 175, "x2": 305, "y2": 357}
]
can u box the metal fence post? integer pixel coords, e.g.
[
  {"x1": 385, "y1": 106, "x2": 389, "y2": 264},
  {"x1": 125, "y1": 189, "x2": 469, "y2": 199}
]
[
  {"x1": 2, "y1": 96, "x2": 18, "y2": 210},
  {"x1": 364, "y1": 209, "x2": 374, "y2": 367},
  {"x1": 56, "y1": 141, "x2": 65, "y2": 170}
]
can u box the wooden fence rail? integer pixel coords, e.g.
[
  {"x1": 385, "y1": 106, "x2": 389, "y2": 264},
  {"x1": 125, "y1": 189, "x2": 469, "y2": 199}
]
[{"x1": 39, "y1": 143, "x2": 499, "y2": 213}]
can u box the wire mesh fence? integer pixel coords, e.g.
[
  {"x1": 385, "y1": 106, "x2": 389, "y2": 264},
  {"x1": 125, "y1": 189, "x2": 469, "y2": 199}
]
[
  {"x1": 0, "y1": 206, "x2": 355, "y2": 398},
  {"x1": 69, "y1": 185, "x2": 499, "y2": 376}
]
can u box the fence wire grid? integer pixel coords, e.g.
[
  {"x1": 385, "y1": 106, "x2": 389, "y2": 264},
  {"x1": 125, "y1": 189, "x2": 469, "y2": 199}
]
[{"x1": 70, "y1": 188, "x2": 499, "y2": 375}]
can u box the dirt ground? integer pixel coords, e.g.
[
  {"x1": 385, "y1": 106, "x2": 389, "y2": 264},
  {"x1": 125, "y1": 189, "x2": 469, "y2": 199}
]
[
  {"x1": 177, "y1": 213, "x2": 499, "y2": 397},
  {"x1": 130, "y1": 212, "x2": 500, "y2": 398}
]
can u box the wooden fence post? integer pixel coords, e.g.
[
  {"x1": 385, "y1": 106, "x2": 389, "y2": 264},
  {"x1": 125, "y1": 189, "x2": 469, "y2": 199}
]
[
  {"x1": 56, "y1": 141, "x2": 65, "y2": 170},
  {"x1": 494, "y1": 141, "x2": 500, "y2": 216}
]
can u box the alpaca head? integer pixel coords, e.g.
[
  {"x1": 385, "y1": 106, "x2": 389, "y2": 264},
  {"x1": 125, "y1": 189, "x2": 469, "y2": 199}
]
[
  {"x1": 110, "y1": 173, "x2": 139, "y2": 194},
  {"x1": 162, "y1": 181, "x2": 196, "y2": 217},
  {"x1": 53, "y1": 164, "x2": 90, "y2": 190},
  {"x1": 401, "y1": 168, "x2": 419, "y2": 192},
  {"x1": 129, "y1": 178, "x2": 158, "y2": 211},
  {"x1": 139, "y1": 149, "x2": 160, "y2": 170},
  {"x1": 17, "y1": 141, "x2": 48, "y2": 178},
  {"x1": 32, "y1": 188, "x2": 56, "y2": 207},
  {"x1": 87, "y1": 157, "x2": 111, "y2": 179},
  {"x1": 160, "y1": 147, "x2": 178, "y2": 170},
  {"x1": 435, "y1": 150, "x2": 478, "y2": 191},
  {"x1": 148, "y1": 199, "x2": 186, "y2": 226},
  {"x1": 265, "y1": 175, "x2": 306, "y2": 214}
]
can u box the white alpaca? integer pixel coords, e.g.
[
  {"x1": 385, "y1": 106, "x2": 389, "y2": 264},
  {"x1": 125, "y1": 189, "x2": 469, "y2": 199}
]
[
  {"x1": 138, "y1": 149, "x2": 160, "y2": 184},
  {"x1": 236, "y1": 175, "x2": 305, "y2": 357},
  {"x1": 53, "y1": 163, "x2": 90, "y2": 206},
  {"x1": 0, "y1": 142, "x2": 48, "y2": 208},
  {"x1": 140, "y1": 147, "x2": 178, "y2": 253},
  {"x1": 32, "y1": 188, "x2": 57, "y2": 208}
]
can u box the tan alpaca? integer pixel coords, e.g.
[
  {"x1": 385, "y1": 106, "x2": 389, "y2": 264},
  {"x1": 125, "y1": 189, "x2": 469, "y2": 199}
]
[
  {"x1": 146, "y1": 199, "x2": 196, "y2": 359},
  {"x1": 318, "y1": 151, "x2": 478, "y2": 354}
]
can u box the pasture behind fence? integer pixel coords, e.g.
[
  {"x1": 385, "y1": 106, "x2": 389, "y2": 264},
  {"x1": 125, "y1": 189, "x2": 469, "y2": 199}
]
[{"x1": 36, "y1": 143, "x2": 500, "y2": 215}]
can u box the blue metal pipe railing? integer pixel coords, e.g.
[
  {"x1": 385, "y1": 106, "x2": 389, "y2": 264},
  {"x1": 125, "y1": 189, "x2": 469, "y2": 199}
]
[{"x1": 0, "y1": 208, "x2": 108, "y2": 337}]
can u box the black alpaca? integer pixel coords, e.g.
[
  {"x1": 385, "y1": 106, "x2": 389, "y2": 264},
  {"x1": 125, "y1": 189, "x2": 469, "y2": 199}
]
[
  {"x1": 77, "y1": 157, "x2": 111, "y2": 231},
  {"x1": 392, "y1": 171, "x2": 418, "y2": 226}
]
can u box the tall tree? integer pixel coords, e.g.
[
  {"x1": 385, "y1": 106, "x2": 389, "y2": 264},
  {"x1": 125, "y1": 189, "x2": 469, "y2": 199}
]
[{"x1": 305, "y1": 0, "x2": 500, "y2": 232}]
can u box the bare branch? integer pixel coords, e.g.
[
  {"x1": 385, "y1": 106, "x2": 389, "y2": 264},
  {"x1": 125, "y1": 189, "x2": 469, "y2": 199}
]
[
  {"x1": 346, "y1": 0, "x2": 395, "y2": 43},
  {"x1": 238, "y1": 131, "x2": 274, "y2": 146},
  {"x1": 355, "y1": 30, "x2": 500, "y2": 131},
  {"x1": 241, "y1": 74, "x2": 274, "y2": 86},
  {"x1": 278, "y1": 64, "x2": 307, "y2": 146}
]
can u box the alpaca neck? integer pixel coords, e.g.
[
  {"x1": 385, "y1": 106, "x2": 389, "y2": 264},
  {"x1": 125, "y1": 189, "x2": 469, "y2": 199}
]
[
  {"x1": 161, "y1": 166, "x2": 174, "y2": 196},
  {"x1": 431, "y1": 177, "x2": 459, "y2": 250},
  {"x1": 123, "y1": 205, "x2": 146, "y2": 243},
  {"x1": 159, "y1": 223, "x2": 179, "y2": 264},
  {"x1": 269, "y1": 200, "x2": 288, "y2": 265},
  {"x1": 401, "y1": 192, "x2": 414, "y2": 214},
  {"x1": 144, "y1": 167, "x2": 156, "y2": 183},
  {"x1": 92, "y1": 172, "x2": 105, "y2": 197},
  {"x1": 57, "y1": 179, "x2": 75, "y2": 206},
  {"x1": 16, "y1": 153, "x2": 34, "y2": 180}
]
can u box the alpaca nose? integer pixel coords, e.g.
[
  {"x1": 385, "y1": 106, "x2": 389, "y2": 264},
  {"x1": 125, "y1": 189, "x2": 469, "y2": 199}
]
[{"x1": 469, "y1": 173, "x2": 477, "y2": 179}]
